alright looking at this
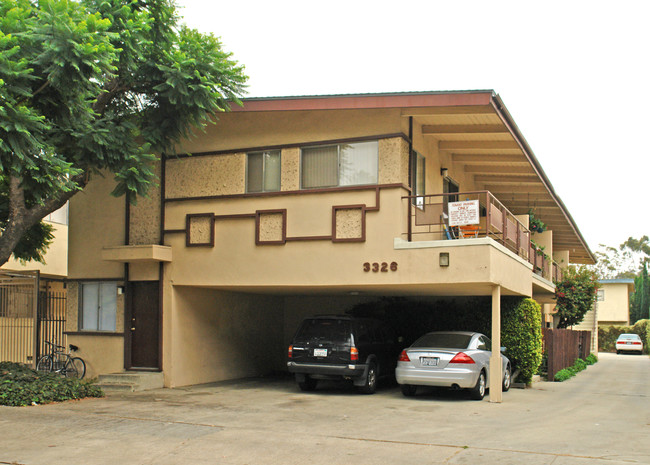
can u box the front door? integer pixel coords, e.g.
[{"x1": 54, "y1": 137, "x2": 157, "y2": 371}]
[{"x1": 128, "y1": 281, "x2": 160, "y2": 369}]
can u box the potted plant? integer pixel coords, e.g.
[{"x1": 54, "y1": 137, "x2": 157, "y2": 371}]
[{"x1": 528, "y1": 211, "x2": 546, "y2": 233}]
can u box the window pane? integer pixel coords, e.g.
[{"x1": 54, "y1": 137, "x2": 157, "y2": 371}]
[
  {"x1": 302, "y1": 146, "x2": 338, "y2": 188},
  {"x1": 247, "y1": 153, "x2": 263, "y2": 192},
  {"x1": 81, "y1": 283, "x2": 99, "y2": 331},
  {"x1": 339, "y1": 141, "x2": 378, "y2": 186},
  {"x1": 99, "y1": 283, "x2": 117, "y2": 331},
  {"x1": 263, "y1": 151, "x2": 281, "y2": 191}
]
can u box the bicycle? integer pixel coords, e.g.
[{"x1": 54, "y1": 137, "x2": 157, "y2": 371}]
[{"x1": 36, "y1": 341, "x2": 86, "y2": 379}]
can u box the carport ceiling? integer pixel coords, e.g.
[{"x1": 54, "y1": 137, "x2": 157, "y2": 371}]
[{"x1": 404, "y1": 100, "x2": 594, "y2": 265}]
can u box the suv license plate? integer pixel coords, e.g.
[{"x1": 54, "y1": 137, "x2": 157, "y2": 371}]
[
  {"x1": 313, "y1": 349, "x2": 328, "y2": 357},
  {"x1": 421, "y1": 357, "x2": 439, "y2": 366}
]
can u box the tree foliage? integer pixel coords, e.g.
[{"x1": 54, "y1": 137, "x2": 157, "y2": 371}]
[
  {"x1": 0, "y1": 0, "x2": 246, "y2": 265},
  {"x1": 501, "y1": 298, "x2": 542, "y2": 384},
  {"x1": 630, "y1": 263, "x2": 650, "y2": 324},
  {"x1": 555, "y1": 265, "x2": 599, "y2": 329}
]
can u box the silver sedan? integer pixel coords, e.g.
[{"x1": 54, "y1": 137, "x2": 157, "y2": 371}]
[{"x1": 395, "y1": 331, "x2": 511, "y2": 400}]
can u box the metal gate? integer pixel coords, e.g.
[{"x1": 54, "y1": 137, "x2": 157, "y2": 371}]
[{"x1": 0, "y1": 270, "x2": 67, "y2": 367}]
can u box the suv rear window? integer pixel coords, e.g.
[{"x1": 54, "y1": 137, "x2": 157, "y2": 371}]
[{"x1": 295, "y1": 319, "x2": 351, "y2": 343}]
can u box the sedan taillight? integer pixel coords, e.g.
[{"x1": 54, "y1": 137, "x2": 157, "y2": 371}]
[
  {"x1": 632, "y1": 341, "x2": 642, "y2": 345},
  {"x1": 450, "y1": 352, "x2": 475, "y2": 364},
  {"x1": 398, "y1": 350, "x2": 410, "y2": 362}
]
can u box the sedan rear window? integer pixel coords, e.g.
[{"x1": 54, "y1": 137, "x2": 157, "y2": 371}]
[
  {"x1": 413, "y1": 333, "x2": 472, "y2": 349},
  {"x1": 295, "y1": 319, "x2": 351, "y2": 343},
  {"x1": 617, "y1": 334, "x2": 641, "y2": 341}
]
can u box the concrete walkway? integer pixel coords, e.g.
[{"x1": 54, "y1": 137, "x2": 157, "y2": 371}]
[{"x1": 1, "y1": 352, "x2": 649, "y2": 464}]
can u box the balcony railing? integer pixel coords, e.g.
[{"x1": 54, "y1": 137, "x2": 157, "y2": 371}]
[{"x1": 403, "y1": 191, "x2": 561, "y2": 282}]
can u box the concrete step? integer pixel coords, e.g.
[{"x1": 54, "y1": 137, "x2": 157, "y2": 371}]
[{"x1": 96, "y1": 371, "x2": 164, "y2": 392}]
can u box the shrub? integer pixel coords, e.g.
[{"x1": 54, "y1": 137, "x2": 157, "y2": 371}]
[
  {"x1": 501, "y1": 298, "x2": 543, "y2": 384},
  {"x1": 554, "y1": 368, "x2": 574, "y2": 382},
  {"x1": 0, "y1": 362, "x2": 103, "y2": 407},
  {"x1": 553, "y1": 355, "x2": 597, "y2": 382}
]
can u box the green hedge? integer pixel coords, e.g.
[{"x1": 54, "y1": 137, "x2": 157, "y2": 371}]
[
  {"x1": 0, "y1": 362, "x2": 104, "y2": 406},
  {"x1": 501, "y1": 298, "x2": 543, "y2": 384},
  {"x1": 598, "y1": 319, "x2": 649, "y2": 354}
]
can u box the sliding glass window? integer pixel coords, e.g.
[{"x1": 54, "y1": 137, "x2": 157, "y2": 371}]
[{"x1": 301, "y1": 141, "x2": 378, "y2": 189}]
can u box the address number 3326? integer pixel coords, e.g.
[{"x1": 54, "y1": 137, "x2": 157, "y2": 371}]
[{"x1": 363, "y1": 262, "x2": 398, "y2": 273}]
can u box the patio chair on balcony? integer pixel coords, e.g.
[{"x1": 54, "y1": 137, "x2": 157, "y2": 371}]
[{"x1": 458, "y1": 224, "x2": 479, "y2": 238}]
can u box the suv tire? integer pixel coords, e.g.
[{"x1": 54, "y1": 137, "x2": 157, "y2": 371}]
[
  {"x1": 298, "y1": 376, "x2": 318, "y2": 392},
  {"x1": 357, "y1": 361, "x2": 377, "y2": 394}
]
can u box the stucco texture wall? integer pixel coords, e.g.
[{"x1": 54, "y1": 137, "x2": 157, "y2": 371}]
[
  {"x1": 166, "y1": 153, "x2": 245, "y2": 199},
  {"x1": 129, "y1": 159, "x2": 161, "y2": 245}
]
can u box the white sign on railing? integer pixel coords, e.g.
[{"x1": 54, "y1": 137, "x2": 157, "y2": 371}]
[{"x1": 449, "y1": 200, "x2": 480, "y2": 226}]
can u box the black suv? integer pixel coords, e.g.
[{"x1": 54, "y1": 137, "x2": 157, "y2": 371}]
[{"x1": 287, "y1": 315, "x2": 400, "y2": 394}]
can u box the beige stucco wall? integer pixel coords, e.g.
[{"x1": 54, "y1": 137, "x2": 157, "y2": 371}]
[
  {"x1": 176, "y1": 108, "x2": 403, "y2": 154},
  {"x1": 68, "y1": 171, "x2": 126, "y2": 280},
  {"x1": 2, "y1": 222, "x2": 68, "y2": 278},
  {"x1": 597, "y1": 282, "x2": 630, "y2": 324},
  {"x1": 164, "y1": 286, "x2": 284, "y2": 387}
]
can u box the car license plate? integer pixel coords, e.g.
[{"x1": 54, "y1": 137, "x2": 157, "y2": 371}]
[
  {"x1": 420, "y1": 357, "x2": 439, "y2": 366},
  {"x1": 313, "y1": 348, "x2": 328, "y2": 357}
]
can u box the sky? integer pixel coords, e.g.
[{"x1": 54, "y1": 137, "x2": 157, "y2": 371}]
[{"x1": 176, "y1": 0, "x2": 650, "y2": 254}]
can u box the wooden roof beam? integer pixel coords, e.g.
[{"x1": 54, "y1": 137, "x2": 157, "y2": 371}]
[
  {"x1": 452, "y1": 154, "x2": 527, "y2": 164},
  {"x1": 422, "y1": 124, "x2": 508, "y2": 135},
  {"x1": 464, "y1": 165, "x2": 535, "y2": 174},
  {"x1": 440, "y1": 140, "x2": 520, "y2": 151}
]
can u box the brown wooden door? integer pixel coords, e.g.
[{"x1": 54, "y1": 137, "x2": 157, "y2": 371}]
[{"x1": 128, "y1": 281, "x2": 160, "y2": 369}]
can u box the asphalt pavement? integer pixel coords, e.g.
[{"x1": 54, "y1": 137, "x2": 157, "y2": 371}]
[{"x1": 1, "y1": 352, "x2": 649, "y2": 465}]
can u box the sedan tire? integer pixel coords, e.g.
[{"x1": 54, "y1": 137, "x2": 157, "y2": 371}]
[
  {"x1": 502, "y1": 364, "x2": 511, "y2": 392},
  {"x1": 400, "y1": 384, "x2": 417, "y2": 397},
  {"x1": 469, "y1": 370, "x2": 486, "y2": 400}
]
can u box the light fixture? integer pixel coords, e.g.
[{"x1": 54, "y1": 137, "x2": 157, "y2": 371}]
[
  {"x1": 117, "y1": 286, "x2": 125, "y2": 295},
  {"x1": 439, "y1": 252, "x2": 450, "y2": 267},
  {"x1": 440, "y1": 167, "x2": 449, "y2": 177}
]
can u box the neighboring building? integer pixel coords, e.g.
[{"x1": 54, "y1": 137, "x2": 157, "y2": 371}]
[
  {"x1": 595, "y1": 279, "x2": 635, "y2": 326},
  {"x1": 66, "y1": 91, "x2": 595, "y2": 395},
  {"x1": 573, "y1": 279, "x2": 634, "y2": 352},
  {"x1": 0, "y1": 204, "x2": 69, "y2": 364}
]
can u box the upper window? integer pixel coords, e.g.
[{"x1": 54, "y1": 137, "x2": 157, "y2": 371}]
[
  {"x1": 301, "y1": 141, "x2": 378, "y2": 189},
  {"x1": 44, "y1": 202, "x2": 69, "y2": 225},
  {"x1": 247, "y1": 150, "x2": 281, "y2": 193},
  {"x1": 412, "y1": 151, "x2": 425, "y2": 206},
  {"x1": 596, "y1": 289, "x2": 605, "y2": 301},
  {"x1": 80, "y1": 282, "x2": 117, "y2": 332}
]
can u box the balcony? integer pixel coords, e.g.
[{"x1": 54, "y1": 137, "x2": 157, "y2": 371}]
[{"x1": 403, "y1": 191, "x2": 562, "y2": 283}]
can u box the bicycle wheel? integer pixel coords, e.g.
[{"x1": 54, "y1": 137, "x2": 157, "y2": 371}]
[
  {"x1": 64, "y1": 357, "x2": 86, "y2": 379},
  {"x1": 36, "y1": 355, "x2": 54, "y2": 373}
]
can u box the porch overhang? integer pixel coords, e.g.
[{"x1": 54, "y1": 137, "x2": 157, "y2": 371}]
[{"x1": 102, "y1": 245, "x2": 172, "y2": 263}]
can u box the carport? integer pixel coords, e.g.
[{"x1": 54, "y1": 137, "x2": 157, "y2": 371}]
[{"x1": 163, "y1": 282, "x2": 508, "y2": 402}]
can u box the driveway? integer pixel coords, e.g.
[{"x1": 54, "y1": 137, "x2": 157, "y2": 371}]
[{"x1": 1, "y1": 352, "x2": 648, "y2": 465}]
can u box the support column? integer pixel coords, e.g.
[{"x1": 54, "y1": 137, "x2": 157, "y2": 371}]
[{"x1": 489, "y1": 284, "x2": 503, "y2": 403}]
